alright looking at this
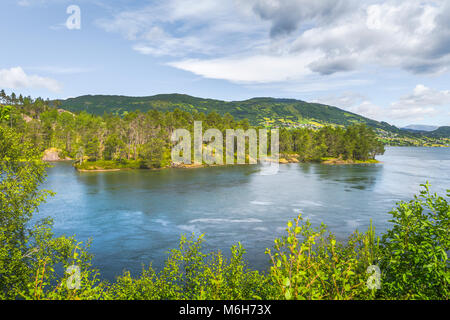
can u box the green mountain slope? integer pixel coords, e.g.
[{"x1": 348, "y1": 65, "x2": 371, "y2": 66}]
[
  {"x1": 428, "y1": 126, "x2": 450, "y2": 138},
  {"x1": 58, "y1": 94, "x2": 400, "y2": 132}
]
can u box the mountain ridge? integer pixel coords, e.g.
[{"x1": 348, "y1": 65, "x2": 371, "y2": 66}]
[
  {"x1": 57, "y1": 93, "x2": 402, "y2": 132},
  {"x1": 55, "y1": 93, "x2": 448, "y2": 139}
]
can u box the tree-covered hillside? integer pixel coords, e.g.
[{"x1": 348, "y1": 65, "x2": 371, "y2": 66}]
[
  {"x1": 0, "y1": 90, "x2": 386, "y2": 169},
  {"x1": 428, "y1": 126, "x2": 450, "y2": 138},
  {"x1": 58, "y1": 94, "x2": 401, "y2": 132},
  {"x1": 1, "y1": 89, "x2": 447, "y2": 148}
]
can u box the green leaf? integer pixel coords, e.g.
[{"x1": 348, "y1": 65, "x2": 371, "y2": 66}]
[{"x1": 285, "y1": 289, "x2": 292, "y2": 300}]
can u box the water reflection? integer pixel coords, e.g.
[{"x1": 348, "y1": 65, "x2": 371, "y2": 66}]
[{"x1": 313, "y1": 163, "x2": 382, "y2": 190}]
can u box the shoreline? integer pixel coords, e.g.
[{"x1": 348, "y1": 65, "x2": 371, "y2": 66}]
[
  {"x1": 44, "y1": 147, "x2": 446, "y2": 171},
  {"x1": 72, "y1": 156, "x2": 381, "y2": 172},
  {"x1": 76, "y1": 168, "x2": 122, "y2": 172},
  {"x1": 321, "y1": 158, "x2": 381, "y2": 165}
]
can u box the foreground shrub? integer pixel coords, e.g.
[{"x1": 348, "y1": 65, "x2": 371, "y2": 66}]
[
  {"x1": 105, "y1": 235, "x2": 271, "y2": 300},
  {"x1": 379, "y1": 183, "x2": 449, "y2": 299},
  {"x1": 265, "y1": 218, "x2": 380, "y2": 300}
]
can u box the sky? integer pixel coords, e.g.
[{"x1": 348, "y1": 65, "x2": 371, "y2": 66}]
[{"x1": 1, "y1": 0, "x2": 450, "y2": 127}]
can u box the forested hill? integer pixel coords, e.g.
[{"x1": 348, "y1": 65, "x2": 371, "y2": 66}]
[
  {"x1": 428, "y1": 126, "x2": 450, "y2": 138},
  {"x1": 58, "y1": 94, "x2": 400, "y2": 132}
]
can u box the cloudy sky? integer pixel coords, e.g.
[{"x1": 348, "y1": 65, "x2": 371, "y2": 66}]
[{"x1": 1, "y1": 0, "x2": 450, "y2": 126}]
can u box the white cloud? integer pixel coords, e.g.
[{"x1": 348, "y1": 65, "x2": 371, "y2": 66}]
[
  {"x1": 288, "y1": 1, "x2": 450, "y2": 75},
  {"x1": 388, "y1": 84, "x2": 449, "y2": 119},
  {"x1": 351, "y1": 101, "x2": 387, "y2": 121},
  {"x1": 169, "y1": 51, "x2": 320, "y2": 83},
  {"x1": 0, "y1": 67, "x2": 62, "y2": 92},
  {"x1": 313, "y1": 92, "x2": 366, "y2": 109},
  {"x1": 99, "y1": 0, "x2": 450, "y2": 83},
  {"x1": 393, "y1": 84, "x2": 450, "y2": 108},
  {"x1": 94, "y1": 0, "x2": 450, "y2": 86},
  {"x1": 97, "y1": 0, "x2": 264, "y2": 57},
  {"x1": 313, "y1": 85, "x2": 450, "y2": 123},
  {"x1": 313, "y1": 93, "x2": 387, "y2": 120}
]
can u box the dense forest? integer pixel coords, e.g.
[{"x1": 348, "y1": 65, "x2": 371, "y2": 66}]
[
  {"x1": 0, "y1": 90, "x2": 385, "y2": 169},
  {"x1": 56, "y1": 94, "x2": 450, "y2": 146}
]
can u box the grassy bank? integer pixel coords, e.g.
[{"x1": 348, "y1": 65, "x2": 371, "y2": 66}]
[
  {"x1": 75, "y1": 159, "x2": 144, "y2": 171},
  {"x1": 321, "y1": 157, "x2": 380, "y2": 165},
  {"x1": 73, "y1": 155, "x2": 381, "y2": 171}
]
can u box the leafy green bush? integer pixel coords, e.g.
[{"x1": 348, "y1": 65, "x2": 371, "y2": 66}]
[
  {"x1": 265, "y1": 218, "x2": 380, "y2": 300},
  {"x1": 15, "y1": 227, "x2": 105, "y2": 300},
  {"x1": 104, "y1": 235, "x2": 271, "y2": 300},
  {"x1": 379, "y1": 183, "x2": 449, "y2": 299},
  {"x1": 0, "y1": 127, "x2": 103, "y2": 300}
]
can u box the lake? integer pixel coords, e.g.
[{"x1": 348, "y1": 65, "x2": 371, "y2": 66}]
[{"x1": 37, "y1": 147, "x2": 450, "y2": 281}]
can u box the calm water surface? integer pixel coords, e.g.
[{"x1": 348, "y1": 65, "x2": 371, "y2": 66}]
[{"x1": 37, "y1": 147, "x2": 450, "y2": 280}]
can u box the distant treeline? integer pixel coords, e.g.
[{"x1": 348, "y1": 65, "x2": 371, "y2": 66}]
[
  {"x1": 279, "y1": 124, "x2": 384, "y2": 161},
  {"x1": 0, "y1": 91, "x2": 384, "y2": 167}
]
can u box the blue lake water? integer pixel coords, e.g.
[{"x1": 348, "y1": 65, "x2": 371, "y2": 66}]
[{"x1": 37, "y1": 147, "x2": 450, "y2": 281}]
